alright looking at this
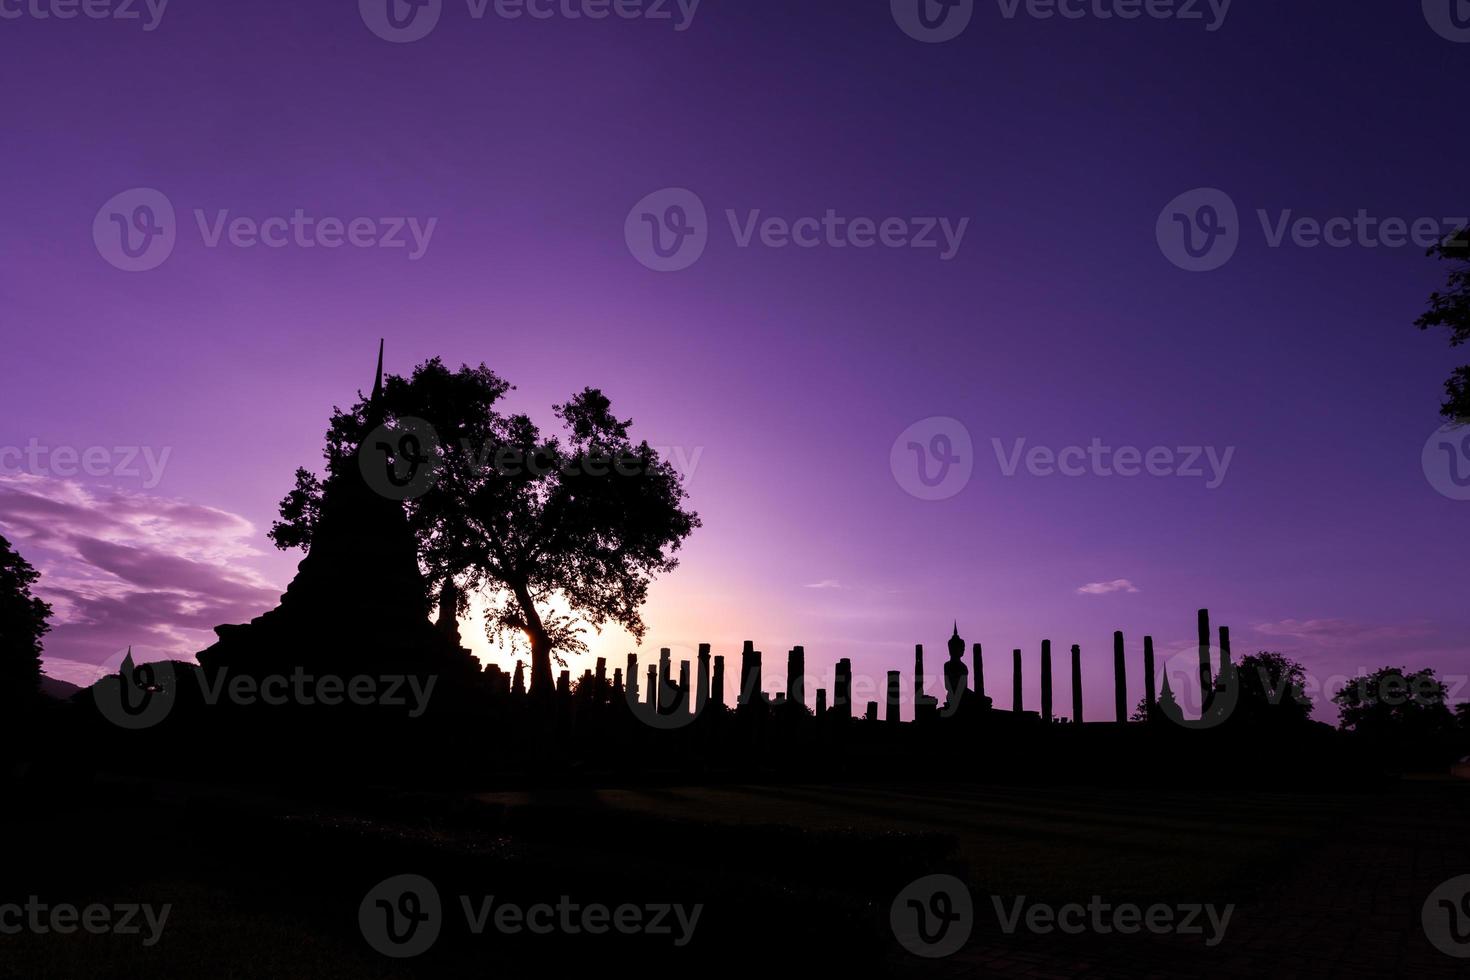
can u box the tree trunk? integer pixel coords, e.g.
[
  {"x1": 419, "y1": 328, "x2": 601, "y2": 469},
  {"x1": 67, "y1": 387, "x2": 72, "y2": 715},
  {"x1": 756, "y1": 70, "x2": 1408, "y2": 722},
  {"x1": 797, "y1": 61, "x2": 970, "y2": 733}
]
[{"x1": 512, "y1": 582, "x2": 554, "y2": 699}]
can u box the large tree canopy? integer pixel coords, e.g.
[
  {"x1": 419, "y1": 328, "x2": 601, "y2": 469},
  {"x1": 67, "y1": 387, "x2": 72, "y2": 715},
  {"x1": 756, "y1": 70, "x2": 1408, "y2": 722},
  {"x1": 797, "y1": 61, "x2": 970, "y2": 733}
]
[
  {"x1": 270, "y1": 358, "x2": 700, "y2": 698},
  {"x1": 1331, "y1": 666, "x2": 1455, "y2": 738},
  {"x1": 1416, "y1": 227, "x2": 1470, "y2": 422},
  {"x1": 0, "y1": 534, "x2": 51, "y2": 706}
]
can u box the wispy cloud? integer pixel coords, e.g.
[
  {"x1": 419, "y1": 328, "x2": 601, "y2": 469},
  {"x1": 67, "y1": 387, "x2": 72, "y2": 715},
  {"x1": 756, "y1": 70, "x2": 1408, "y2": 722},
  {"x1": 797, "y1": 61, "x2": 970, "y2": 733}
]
[
  {"x1": 804, "y1": 579, "x2": 843, "y2": 590},
  {"x1": 1076, "y1": 579, "x2": 1140, "y2": 596},
  {"x1": 1251, "y1": 618, "x2": 1434, "y2": 646},
  {"x1": 0, "y1": 473, "x2": 280, "y2": 678}
]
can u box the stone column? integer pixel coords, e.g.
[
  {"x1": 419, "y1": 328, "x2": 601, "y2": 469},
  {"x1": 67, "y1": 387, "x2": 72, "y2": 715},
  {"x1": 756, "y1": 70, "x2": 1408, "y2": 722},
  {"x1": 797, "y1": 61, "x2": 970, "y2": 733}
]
[
  {"x1": 1012, "y1": 649, "x2": 1023, "y2": 712},
  {"x1": 1041, "y1": 640, "x2": 1053, "y2": 723},
  {"x1": 1071, "y1": 644, "x2": 1083, "y2": 723},
  {"x1": 738, "y1": 641, "x2": 761, "y2": 707},
  {"x1": 1143, "y1": 635, "x2": 1156, "y2": 711},
  {"x1": 816, "y1": 688, "x2": 827, "y2": 717},
  {"x1": 658, "y1": 647, "x2": 673, "y2": 713},
  {"x1": 678, "y1": 660, "x2": 691, "y2": 715},
  {"x1": 835, "y1": 658, "x2": 853, "y2": 720},
  {"x1": 626, "y1": 653, "x2": 639, "y2": 706},
  {"x1": 712, "y1": 655, "x2": 726, "y2": 708},
  {"x1": 645, "y1": 665, "x2": 656, "y2": 711},
  {"x1": 788, "y1": 646, "x2": 805, "y2": 708},
  {"x1": 1197, "y1": 608, "x2": 1213, "y2": 713},
  {"x1": 595, "y1": 657, "x2": 607, "y2": 697},
  {"x1": 886, "y1": 671, "x2": 901, "y2": 725},
  {"x1": 973, "y1": 643, "x2": 985, "y2": 700},
  {"x1": 696, "y1": 643, "x2": 711, "y2": 713},
  {"x1": 913, "y1": 644, "x2": 925, "y2": 706},
  {"x1": 1113, "y1": 631, "x2": 1127, "y2": 723}
]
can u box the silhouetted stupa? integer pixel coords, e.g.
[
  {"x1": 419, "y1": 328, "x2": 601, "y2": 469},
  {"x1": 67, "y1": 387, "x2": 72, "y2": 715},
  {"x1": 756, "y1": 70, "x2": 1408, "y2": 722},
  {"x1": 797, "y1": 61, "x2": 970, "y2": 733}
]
[{"x1": 197, "y1": 343, "x2": 480, "y2": 683}]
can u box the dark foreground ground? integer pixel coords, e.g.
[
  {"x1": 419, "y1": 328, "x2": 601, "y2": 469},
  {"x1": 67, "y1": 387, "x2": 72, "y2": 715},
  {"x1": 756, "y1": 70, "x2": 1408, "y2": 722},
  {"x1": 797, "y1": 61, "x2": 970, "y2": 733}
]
[{"x1": 2, "y1": 774, "x2": 1466, "y2": 978}]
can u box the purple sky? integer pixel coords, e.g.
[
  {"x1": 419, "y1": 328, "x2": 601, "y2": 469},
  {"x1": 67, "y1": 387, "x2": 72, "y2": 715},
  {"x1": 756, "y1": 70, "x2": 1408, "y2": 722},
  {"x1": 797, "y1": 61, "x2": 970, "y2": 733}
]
[{"x1": 2, "y1": 2, "x2": 1467, "y2": 720}]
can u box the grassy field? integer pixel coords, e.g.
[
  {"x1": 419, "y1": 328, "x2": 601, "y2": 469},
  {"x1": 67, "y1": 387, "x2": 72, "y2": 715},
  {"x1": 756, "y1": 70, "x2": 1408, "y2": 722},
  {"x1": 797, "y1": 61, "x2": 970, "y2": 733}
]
[
  {"x1": 475, "y1": 781, "x2": 1366, "y2": 900},
  {"x1": 3, "y1": 776, "x2": 1466, "y2": 977}
]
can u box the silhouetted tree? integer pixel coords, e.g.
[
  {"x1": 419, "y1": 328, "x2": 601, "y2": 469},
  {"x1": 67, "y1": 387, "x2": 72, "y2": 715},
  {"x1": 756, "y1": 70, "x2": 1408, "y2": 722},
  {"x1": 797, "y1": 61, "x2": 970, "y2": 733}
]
[
  {"x1": 1233, "y1": 652, "x2": 1313, "y2": 725},
  {"x1": 0, "y1": 535, "x2": 50, "y2": 708},
  {"x1": 1456, "y1": 701, "x2": 1469, "y2": 732},
  {"x1": 1332, "y1": 666, "x2": 1454, "y2": 737},
  {"x1": 270, "y1": 358, "x2": 699, "y2": 699},
  {"x1": 1416, "y1": 225, "x2": 1470, "y2": 421}
]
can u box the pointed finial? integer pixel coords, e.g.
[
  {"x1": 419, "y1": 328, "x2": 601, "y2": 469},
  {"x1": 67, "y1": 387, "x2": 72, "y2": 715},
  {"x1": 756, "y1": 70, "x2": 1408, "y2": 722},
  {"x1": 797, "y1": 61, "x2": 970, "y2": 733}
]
[
  {"x1": 371, "y1": 338, "x2": 385, "y2": 405},
  {"x1": 952, "y1": 620, "x2": 959, "y2": 637}
]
